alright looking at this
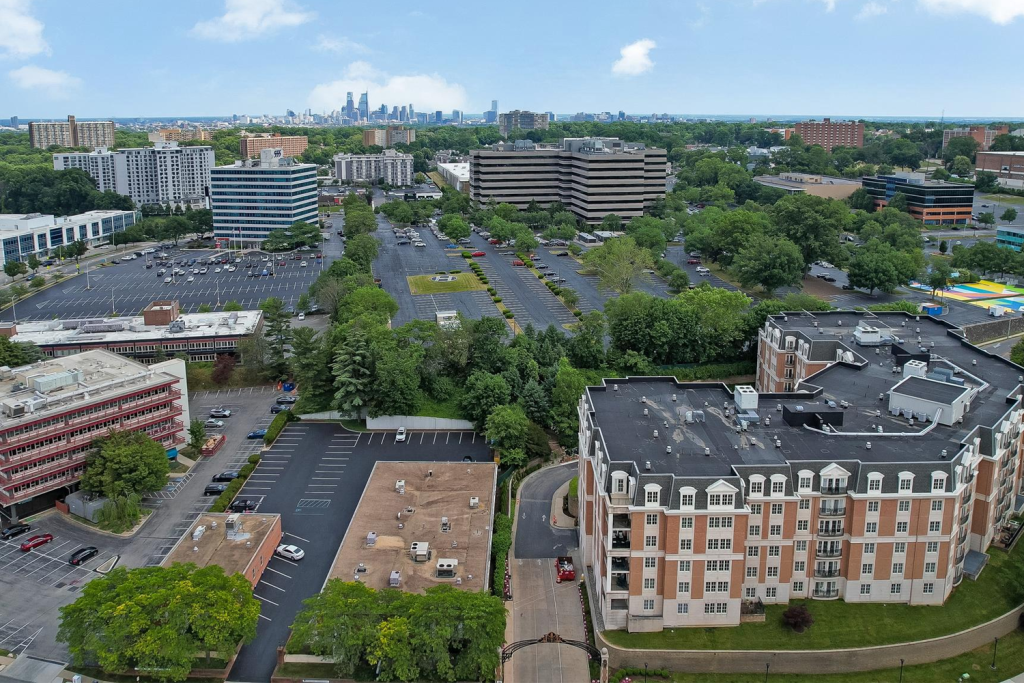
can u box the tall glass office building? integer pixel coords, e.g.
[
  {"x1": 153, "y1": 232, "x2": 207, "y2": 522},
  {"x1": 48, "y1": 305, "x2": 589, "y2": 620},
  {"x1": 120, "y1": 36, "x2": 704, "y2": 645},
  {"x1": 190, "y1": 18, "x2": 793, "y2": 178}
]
[{"x1": 211, "y1": 148, "x2": 317, "y2": 245}]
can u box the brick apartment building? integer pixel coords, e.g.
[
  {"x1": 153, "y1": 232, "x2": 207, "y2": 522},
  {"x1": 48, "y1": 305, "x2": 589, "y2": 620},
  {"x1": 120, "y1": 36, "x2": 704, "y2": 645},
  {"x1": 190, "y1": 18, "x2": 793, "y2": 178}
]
[
  {"x1": 943, "y1": 126, "x2": 1009, "y2": 152},
  {"x1": 28, "y1": 115, "x2": 115, "y2": 149},
  {"x1": 976, "y1": 150, "x2": 1024, "y2": 190},
  {"x1": 238, "y1": 132, "x2": 308, "y2": 159},
  {"x1": 0, "y1": 350, "x2": 190, "y2": 518},
  {"x1": 793, "y1": 118, "x2": 864, "y2": 152},
  {"x1": 578, "y1": 311, "x2": 1023, "y2": 631}
]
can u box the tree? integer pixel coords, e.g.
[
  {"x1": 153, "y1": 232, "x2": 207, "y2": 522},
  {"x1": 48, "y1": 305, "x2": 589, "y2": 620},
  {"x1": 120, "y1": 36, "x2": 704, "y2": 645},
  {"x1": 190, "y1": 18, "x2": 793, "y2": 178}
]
[
  {"x1": 485, "y1": 404, "x2": 530, "y2": 453},
  {"x1": 186, "y1": 208, "x2": 213, "y2": 241},
  {"x1": 289, "y1": 328, "x2": 333, "y2": 412},
  {"x1": 437, "y1": 214, "x2": 471, "y2": 241},
  {"x1": 582, "y1": 236, "x2": 654, "y2": 295},
  {"x1": 58, "y1": 564, "x2": 259, "y2": 682},
  {"x1": 846, "y1": 239, "x2": 916, "y2": 295},
  {"x1": 332, "y1": 327, "x2": 373, "y2": 414},
  {"x1": 925, "y1": 259, "x2": 953, "y2": 299},
  {"x1": 344, "y1": 234, "x2": 379, "y2": 273},
  {"x1": 368, "y1": 343, "x2": 422, "y2": 418},
  {"x1": 550, "y1": 358, "x2": 588, "y2": 446},
  {"x1": 1001, "y1": 208, "x2": 1018, "y2": 224},
  {"x1": 459, "y1": 371, "x2": 511, "y2": 430},
  {"x1": 782, "y1": 605, "x2": 815, "y2": 633},
  {"x1": 939, "y1": 239, "x2": 948, "y2": 254},
  {"x1": 222, "y1": 300, "x2": 243, "y2": 312},
  {"x1": 30, "y1": 275, "x2": 46, "y2": 289},
  {"x1": 80, "y1": 429, "x2": 170, "y2": 499},
  {"x1": 296, "y1": 292, "x2": 311, "y2": 313},
  {"x1": 977, "y1": 212, "x2": 996, "y2": 228},
  {"x1": 600, "y1": 213, "x2": 622, "y2": 232},
  {"x1": 161, "y1": 216, "x2": 191, "y2": 245},
  {"x1": 769, "y1": 193, "x2": 850, "y2": 271},
  {"x1": 732, "y1": 235, "x2": 804, "y2": 296},
  {"x1": 26, "y1": 254, "x2": 41, "y2": 272},
  {"x1": 1011, "y1": 338, "x2": 1024, "y2": 367},
  {"x1": 559, "y1": 288, "x2": 579, "y2": 310},
  {"x1": 188, "y1": 419, "x2": 206, "y2": 451},
  {"x1": 0, "y1": 335, "x2": 43, "y2": 366},
  {"x1": 9, "y1": 283, "x2": 28, "y2": 302},
  {"x1": 632, "y1": 225, "x2": 667, "y2": 256},
  {"x1": 950, "y1": 155, "x2": 974, "y2": 177},
  {"x1": 518, "y1": 379, "x2": 551, "y2": 427},
  {"x1": 942, "y1": 136, "x2": 979, "y2": 165},
  {"x1": 210, "y1": 353, "x2": 236, "y2": 385},
  {"x1": 566, "y1": 311, "x2": 606, "y2": 369},
  {"x1": 3, "y1": 260, "x2": 27, "y2": 278},
  {"x1": 886, "y1": 192, "x2": 909, "y2": 213},
  {"x1": 847, "y1": 188, "x2": 875, "y2": 212},
  {"x1": 336, "y1": 286, "x2": 399, "y2": 326},
  {"x1": 197, "y1": 303, "x2": 212, "y2": 313},
  {"x1": 668, "y1": 269, "x2": 690, "y2": 294},
  {"x1": 259, "y1": 297, "x2": 292, "y2": 379}
]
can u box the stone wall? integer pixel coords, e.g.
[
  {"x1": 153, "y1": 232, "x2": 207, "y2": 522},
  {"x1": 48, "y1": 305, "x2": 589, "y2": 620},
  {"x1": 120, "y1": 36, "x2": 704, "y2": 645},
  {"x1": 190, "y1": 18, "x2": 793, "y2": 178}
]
[
  {"x1": 596, "y1": 605, "x2": 1024, "y2": 674},
  {"x1": 962, "y1": 317, "x2": 1024, "y2": 345}
]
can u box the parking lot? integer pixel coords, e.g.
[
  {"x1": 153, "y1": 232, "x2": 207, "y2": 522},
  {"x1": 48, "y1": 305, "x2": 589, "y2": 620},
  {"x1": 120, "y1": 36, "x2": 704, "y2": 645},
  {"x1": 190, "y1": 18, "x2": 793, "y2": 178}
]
[
  {"x1": 1, "y1": 238, "x2": 343, "y2": 321},
  {"x1": 228, "y1": 420, "x2": 490, "y2": 682}
]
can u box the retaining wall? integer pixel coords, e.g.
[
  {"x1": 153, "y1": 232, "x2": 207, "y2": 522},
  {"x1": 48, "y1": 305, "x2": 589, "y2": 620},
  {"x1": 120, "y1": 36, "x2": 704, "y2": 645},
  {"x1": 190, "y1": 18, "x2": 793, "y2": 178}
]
[
  {"x1": 596, "y1": 604, "x2": 1024, "y2": 674},
  {"x1": 365, "y1": 416, "x2": 475, "y2": 431},
  {"x1": 962, "y1": 317, "x2": 1024, "y2": 345}
]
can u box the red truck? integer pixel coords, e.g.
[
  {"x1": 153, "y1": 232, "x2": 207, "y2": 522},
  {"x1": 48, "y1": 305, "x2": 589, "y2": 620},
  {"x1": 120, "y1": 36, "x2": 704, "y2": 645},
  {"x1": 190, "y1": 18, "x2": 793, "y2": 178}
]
[{"x1": 555, "y1": 556, "x2": 576, "y2": 583}]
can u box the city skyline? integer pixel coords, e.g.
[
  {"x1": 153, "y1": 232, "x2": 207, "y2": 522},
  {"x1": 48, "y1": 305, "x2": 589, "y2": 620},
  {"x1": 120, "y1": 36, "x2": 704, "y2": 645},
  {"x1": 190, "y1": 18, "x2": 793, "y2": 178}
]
[{"x1": 2, "y1": 0, "x2": 1023, "y2": 119}]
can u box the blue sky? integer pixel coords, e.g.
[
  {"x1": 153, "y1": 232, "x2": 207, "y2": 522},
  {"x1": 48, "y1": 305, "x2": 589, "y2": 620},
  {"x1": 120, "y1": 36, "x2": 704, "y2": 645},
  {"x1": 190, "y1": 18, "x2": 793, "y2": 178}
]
[{"x1": 2, "y1": 0, "x2": 1023, "y2": 119}]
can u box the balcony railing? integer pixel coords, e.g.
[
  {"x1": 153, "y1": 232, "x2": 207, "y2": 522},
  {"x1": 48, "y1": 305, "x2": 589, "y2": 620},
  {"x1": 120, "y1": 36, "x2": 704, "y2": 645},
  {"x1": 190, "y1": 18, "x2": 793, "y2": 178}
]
[
  {"x1": 958, "y1": 530, "x2": 968, "y2": 545},
  {"x1": 820, "y1": 484, "x2": 848, "y2": 495},
  {"x1": 819, "y1": 506, "x2": 846, "y2": 517},
  {"x1": 816, "y1": 546, "x2": 842, "y2": 558},
  {"x1": 0, "y1": 467, "x2": 81, "y2": 506},
  {"x1": 610, "y1": 558, "x2": 630, "y2": 572},
  {"x1": 962, "y1": 491, "x2": 973, "y2": 505},
  {"x1": 817, "y1": 527, "x2": 844, "y2": 537},
  {"x1": 960, "y1": 510, "x2": 970, "y2": 525},
  {"x1": 954, "y1": 569, "x2": 964, "y2": 586},
  {"x1": 612, "y1": 514, "x2": 632, "y2": 529},
  {"x1": 956, "y1": 550, "x2": 965, "y2": 564},
  {"x1": 814, "y1": 568, "x2": 841, "y2": 578},
  {"x1": 611, "y1": 531, "x2": 631, "y2": 550},
  {"x1": 610, "y1": 574, "x2": 630, "y2": 591},
  {"x1": 812, "y1": 589, "x2": 839, "y2": 599},
  {"x1": 0, "y1": 451, "x2": 86, "y2": 485}
]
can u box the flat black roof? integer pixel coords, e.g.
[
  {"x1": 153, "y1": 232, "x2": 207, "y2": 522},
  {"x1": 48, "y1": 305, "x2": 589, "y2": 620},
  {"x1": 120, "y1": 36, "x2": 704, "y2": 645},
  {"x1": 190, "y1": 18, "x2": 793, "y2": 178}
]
[{"x1": 891, "y1": 376, "x2": 969, "y2": 403}]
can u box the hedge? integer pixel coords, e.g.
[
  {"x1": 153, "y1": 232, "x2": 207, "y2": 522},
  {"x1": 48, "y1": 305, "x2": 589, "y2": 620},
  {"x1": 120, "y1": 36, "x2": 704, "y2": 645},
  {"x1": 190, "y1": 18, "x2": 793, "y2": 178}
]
[
  {"x1": 537, "y1": 272, "x2": 545, "y2": 279},
  {"x1": 491, "y1": 514, "x2": 513, "y2": 596},
  {"x1": 449, "y1": 269, "x2": 461, "y2": 274},
  {"x1": 461, "y1": 251, "x2": 472, "y2": 258},
  {"x1": 504, "y1": 311, "x2": 514, "y2": 318},
  {"x1": 487, "y1": 287, "x2": 497, "y2": 295},
  {"x1": 493, "y1": 296, "x2": 502, "y2": 303},
  {"x1": 610, "y1": 668, "x2": 671, "y2": 683},
  {"x1": 264, "y1": 409, "x2": 294, "y2": 445},
  {"x1": 658, "y1": 360, "x2": 756, "y2": 382},
  {"x1": 573, "y1": 309, "x2": 582, "y2": 317}
]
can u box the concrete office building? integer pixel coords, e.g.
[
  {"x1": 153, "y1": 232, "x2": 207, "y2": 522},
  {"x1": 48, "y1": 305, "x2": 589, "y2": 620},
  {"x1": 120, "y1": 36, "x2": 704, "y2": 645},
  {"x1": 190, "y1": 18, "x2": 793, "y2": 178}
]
[
  {"x1": 211, "y1": 148, "x2": 317, "y2": 245},
  {"x1": 793, "y1": 118, "x2": 864, "y2": 152},
  {"x1": 1, "y1": 303, "x2": 263, "y2": 364},
  {"x1": 437, "y1": 162, "x2": 469, "y2": 192},
  {"x1": 469, "y1": 138, "x2": 668, "y2": 224},
  {"x1": 334, "y1": 149, "x2": 414, "y2": 186},
  {"x1": 861, "y1": 173, "x2": 974, "y2": 225},
  {"x1": 54, "y1": 142, "x2": 214, "y2": 208},
  {"x1": 0, "y1": 210, "x2": 138, "y2": 265},
  {"x1": 753, "y1": 173, "x2": 861, "y2": 200},
  {"x1": 239, "y1": 132, "x2": 308, "y2": 159},
  {"x1": 579, "y1": 311, "x2": 1024, "y2": 632},
  {"x1": 28, "y1": 115, "x2": 115, "y2": 149},
  {"x1": 943, "y1": 126, "x2": 1009, "y2": 152},
  {"x1": 976, "y1": 151, "x2": 1024, "y2": 190},
  {"x1": 996, "y1": 225, "x2": 1024, "y2": 252},
  {"x1": 498, "y1": 110, "x2": 550, "y2": 137},
  {"x1": 0, "y1": 350, "x2": 190, "y2": 517}
]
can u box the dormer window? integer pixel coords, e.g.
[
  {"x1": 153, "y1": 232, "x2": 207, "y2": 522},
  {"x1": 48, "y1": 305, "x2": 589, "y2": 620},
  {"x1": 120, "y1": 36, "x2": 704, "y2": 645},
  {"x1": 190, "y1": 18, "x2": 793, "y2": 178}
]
[
  {"x1": 749, "y1": 480, "x2": 764, "y2": 495},
  {"x1": 708, "y1": 493, "x2": 734, "y2": 507},
  {"x1": 770, "y1": 476, "x2": 786, "y2": 496},
  {"x1": 898, "y1": 473, "x2": 914, "y2": 492},
  {"x1": 679, "y1": 487, "x2": 697, "y2": 509},
  {"x1": 644, "y1": 483, "x2": 662, "y2": 508}
]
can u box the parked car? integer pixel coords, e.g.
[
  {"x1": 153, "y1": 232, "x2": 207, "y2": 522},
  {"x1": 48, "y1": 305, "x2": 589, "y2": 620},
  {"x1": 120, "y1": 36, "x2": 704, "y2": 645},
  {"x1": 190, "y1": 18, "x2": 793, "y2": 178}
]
[
  {"x1": 247, "y1": 429, "x2": 267, "y2": 439},
  {"x1": 489, "y1": 239, "x2": 501, "y2": 245},
  {"x1": 210, "y1": 408, "x2": 232, "y2": 418},
  {"x1": 229, "y1": 499, "x2": 258, "y2": 513},
  {"x1": 841, "y1": 284, "x2": 856, "y2": 290},
  {"x1": 68, "y1": 546, "x2": 99, "y2": 566},
  {"x1": 20, "y1": 533, "x2": 54, "y2": 551},
  {"x1": 164, "y1": 277, "x2": 173, "y2": 284},
  {"x1": 297, "y1": 312, "x2": 305, "y2": 321},
  {"x1": 1, "y1": 523, "x2": 30, "y2": 540},
  {"x1": 275, "y1": 544, "x2": 305, "y2": 561},
  {"x1": 512, "y1": 259, "x2": 525, "y2": 266},
  {"x1": 204, "y1": 483, "x2": 228, "y2": 496},
  {"x1": 211, "y1": 471, "x2": 239, "y2": 483},
  {"x1": 276, "y1": 395, "x2": 297, "y2": 405},
  {"x1": 270, "y1": 404, "x2": 285, "y2": 414},
  {"x1": 205, "y1": 419, "x2": 224, "y2": 429},
  {"x1": 186, "y1": 276, "x2": 195, "y2": 283},
  {"x1": 395, "y1": 427, "x2": 407, "y2": 443},
  {"x1": 687, "y1": 258, "x2": 701, "y2": 265},
  {"x1": 300, "y1": 261, "x2": 308, "y2": 267},
  {"x1": 822, "y1": 275, "x2": 837, "y2": 283},
  {"x1": 471, "y1": 251, "x2": 486, "y2": 257},
  {"x1": 535, "y1": 263, "x2": 549, "y2": 270}
]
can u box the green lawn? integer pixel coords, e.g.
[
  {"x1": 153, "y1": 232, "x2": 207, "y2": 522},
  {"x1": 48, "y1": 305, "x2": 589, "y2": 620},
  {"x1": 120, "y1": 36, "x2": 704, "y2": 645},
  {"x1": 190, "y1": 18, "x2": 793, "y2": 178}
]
[
  {"x1": 407, "y1": 273, "x2": 486, "y2": 295},
  {"x1": 605, "y1": 542, "x2": 1024, "y2": 651},
  {"x1": 340, "y1": 419, "x2": 368, "y2": 432},
  {"x1": 983, "y1": 193, "x2": 1024, "y2": 206},
  {"x1": 415, "y1": 393, "x2": 465, "y2": 420},
  {"x1": 655, "y1": 628, "x2": 1024, "y2": 682}
]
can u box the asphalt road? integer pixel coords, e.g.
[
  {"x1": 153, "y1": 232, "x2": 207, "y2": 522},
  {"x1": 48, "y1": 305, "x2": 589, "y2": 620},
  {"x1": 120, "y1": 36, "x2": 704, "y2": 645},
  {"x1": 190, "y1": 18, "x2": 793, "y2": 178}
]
[
  {"x1": 514, "y1": 464, "x2": 578, "y2": 559},
  {"x1": 227, "y1": 422, "x2": 490, "y2": 682}
]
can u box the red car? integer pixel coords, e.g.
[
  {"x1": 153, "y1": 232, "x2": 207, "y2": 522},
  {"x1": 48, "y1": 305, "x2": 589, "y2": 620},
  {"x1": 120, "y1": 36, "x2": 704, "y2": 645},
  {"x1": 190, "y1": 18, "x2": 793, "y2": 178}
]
[
  {"x1": 20, "y1": 533, "x2": 53, "y2": 552},
  {"x1": 687, "y1": 258, "x2": 701, "y2": 265},
  {"x1": 488, "y1": 239, "x2": 501, "y2": 245},
  {"x1": 471, "y1": 251, "x2": 486, "y2": 257},
  {"x1": 555, "y1": 556, "x2": 576, "y2": 583}
]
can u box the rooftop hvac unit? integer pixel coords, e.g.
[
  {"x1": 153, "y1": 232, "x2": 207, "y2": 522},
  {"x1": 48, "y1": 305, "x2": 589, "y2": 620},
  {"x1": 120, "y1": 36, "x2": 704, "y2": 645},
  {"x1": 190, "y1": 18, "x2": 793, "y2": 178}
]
[
  {"x1": 1, "y1": 402, "x2": 25, "y2": 417},
  {"x1": 441, "y1": 517, "x2": 451, "y2": 533},
  {"x1": 30, "y1": 369, "x2": 83, "y2": 393},
  {"x1": 410, "y1": 542, "x2": 430, "y2": 562},
  {"x1": 436, "y1": 559, "x2": 458, "y2": 578},
  {"x1": 366, "y1": 531, "x2": 378, "y2": 547},
  {"x1": 469, "y1": 497, "x2": 479, "y2": 509},
  {"x1": 192, "y1": 525, "x2": 206, "y2": 541},
  {"x1": 389, "y1": 570, "x2": 401, "y2": 588},
  {"x1": 395, "y1": 479, "x2": 405, "y2": 494}
]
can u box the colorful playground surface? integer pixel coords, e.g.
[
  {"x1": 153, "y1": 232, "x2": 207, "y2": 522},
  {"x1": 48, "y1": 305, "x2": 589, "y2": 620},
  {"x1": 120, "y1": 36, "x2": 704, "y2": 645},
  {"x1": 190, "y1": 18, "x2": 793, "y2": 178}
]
[{"x1": 908, "y1": 279, "x2": 1024, "y2": 312}]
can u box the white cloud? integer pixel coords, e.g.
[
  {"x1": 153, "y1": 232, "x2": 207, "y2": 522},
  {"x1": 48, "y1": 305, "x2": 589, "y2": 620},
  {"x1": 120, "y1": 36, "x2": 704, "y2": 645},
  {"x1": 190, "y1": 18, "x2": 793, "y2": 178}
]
[
  {"x1": 918, "y1": 0, "x2": 1024, "y2": 24},
  {"x1": 857, "y1": 1, "x2": 889, "y2": 19},
  {"x1": 191, "y1": 0, "x2": 314, "y2": 42},
  {"x1": 0, "y1": 0, "x2": 49, "y2": 59},
  {"x1": 8, "y1": 65, "x2": 80, "y2": 97},
  {"x1": 308, "y1": 62, "x2": 467, "y2": 113},
  {"x1": 612, "y1": 39, "x2": 656, "y2": 76},
  {"x1": 313, "y1": 35, "x2": 370, "y2": 54}
]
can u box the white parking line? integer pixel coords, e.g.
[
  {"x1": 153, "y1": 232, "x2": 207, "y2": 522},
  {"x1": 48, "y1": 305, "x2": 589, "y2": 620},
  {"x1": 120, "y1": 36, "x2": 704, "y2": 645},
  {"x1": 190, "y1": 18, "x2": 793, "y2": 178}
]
[
  {"x1": 273, "y1": 556, "x2": 299, "y2": 566},
  {"x1": 312, "y1": 477, "x2": 340, "y2": 480},
  {"x1": 259, "y1": 580, "x2": 286, "y2": 592},
  {"x1": 284, "y1": 532, "x2": 310, "y2": 543},
  {"x1": 265, "y1": 566, "x2": 291, "y2": 579},
  {"x1": 321, "y1": 457, "x2": 349, "y2": 460},
  {"x1": 258, "y1": 614, "x2": 272, "y2": 621},
  {"x1": 253, "y1": 594, "x2": 279, "y2": 606}
]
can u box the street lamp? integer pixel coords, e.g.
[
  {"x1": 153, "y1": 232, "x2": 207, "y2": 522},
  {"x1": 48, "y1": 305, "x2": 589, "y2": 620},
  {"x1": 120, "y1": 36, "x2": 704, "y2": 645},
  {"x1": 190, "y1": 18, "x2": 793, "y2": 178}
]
[
  {"x1": 643, "y1": 662, "x2": 648, "y2": 683},
  {"x1": 899, "y1": 658, "x2": 904, "y2": 683},
  {"x1": 991, "y1": 637, "x2": 999, "y2": 670}
]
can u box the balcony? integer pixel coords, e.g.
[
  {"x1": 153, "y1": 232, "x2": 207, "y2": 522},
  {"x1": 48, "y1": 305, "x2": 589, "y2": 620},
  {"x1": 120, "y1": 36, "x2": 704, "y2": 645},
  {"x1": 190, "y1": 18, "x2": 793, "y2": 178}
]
[
  {"x1": 960, "y1": 510, "x2": 971, "y2": 525},
  {"x1": 610, "y1": 557, "x2": 630, "y2": 572},
  {"x1": 812, "y1": 588, "x2": 839, "y2": 599},
  {"x1": 612, "y1": 514, "x2": 632, "y2": 530},
  {"x1": 954, "y1": 569, "x2": 964, "y2": 586},
  {"x1": 610, "y1": 573, "x2": 630, "y2": 591},
  {"x1": 0, "y1": 452, "x2": 85, "y2": 486},
  {"x1": 0, "y1": 467, "x2": 81, "y2": 506},
  {"x1": 819, "y1": 506, "x2": 846, "y2": 517},
  {"x1": 740, "y1": 598, "x2": 766, "y2": 623},
  {"x1": 814, "y1": 568, "x2": 841, "y2": 579},
  {"x1": 962, "y1": 491, "x2": 973, "y2": 505},
  {"x1": 820, "y1": 483, "x2": 848, "y2": 495},
  {"x1": 959, "y1": 530, "x2": 968, "y2": 545},
  {"x1": 818, "y1": 526, "x2": 844, "y2": 538},
  {"x1": 816, "y1": 545, "x2": 842, "y2": 558},
  {"x1": 611, "y1": 530, "x2": 631, "y2": 550}
]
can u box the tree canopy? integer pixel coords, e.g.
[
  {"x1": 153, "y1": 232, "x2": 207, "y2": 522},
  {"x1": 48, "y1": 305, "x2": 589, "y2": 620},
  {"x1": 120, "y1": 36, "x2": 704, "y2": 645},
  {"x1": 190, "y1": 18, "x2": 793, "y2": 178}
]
[{"x1": 80, "y1": 429, "x2": 170, "y2": 499}]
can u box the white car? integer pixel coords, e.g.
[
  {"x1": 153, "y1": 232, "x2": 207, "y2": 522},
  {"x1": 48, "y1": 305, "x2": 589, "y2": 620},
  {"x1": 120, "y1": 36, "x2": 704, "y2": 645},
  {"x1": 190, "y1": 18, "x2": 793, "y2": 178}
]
[
  {"x1": 297, "y1": 312, "x2": 305, "y2": 321},
  {"x1": 276, "y1": 544, "x2": 305, "y2": 561},
  {"x1": 214, "y1": 267, "x2": 221, "y2": 273},
  {"x1": 395, "y1": 427, "x2": 407, "y2": 443},
  {"x1": 163, "y1": 277, "x2": 172, "y2": 284},
  {"x1": 300, "y1": 261, "x2": 308, "y2": 267},
  {"x1": 186, "y1": 276, "x2": 195, "y2": 282},
  {"x1": 120, "y1": 255, "x2": 133, "y2": 261},
  {"x1": 414, "y1": 241, "x2": 426, "y2": 248},
  {"x1": 262, "y1": 255, "x2": 270, "y2": 261},
  {"x1": 227, "y1": 266, "x2": 236, "y2": 272},
  {"x1": 205, "y1": 419, "x2": 224, "y2": 428}
]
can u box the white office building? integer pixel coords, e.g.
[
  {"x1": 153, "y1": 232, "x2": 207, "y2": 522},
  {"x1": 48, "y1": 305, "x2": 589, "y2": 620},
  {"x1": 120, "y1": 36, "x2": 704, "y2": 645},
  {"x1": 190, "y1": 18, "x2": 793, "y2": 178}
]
[
  {"x1": 437, "y1": 162, "x2": 469, "y2": 192},
  {"x1": 0, "y1": 210, "x2": 139, "y2": 266},
  {"x1": 334, "y1": 149, "x2": 414, "y2": 186},
  {"x1": 53, "y1": 142, "x2": 214, "y2": 209},
  {"x1": 211, "y1": 148, "x2": 317, "y2": 245}
]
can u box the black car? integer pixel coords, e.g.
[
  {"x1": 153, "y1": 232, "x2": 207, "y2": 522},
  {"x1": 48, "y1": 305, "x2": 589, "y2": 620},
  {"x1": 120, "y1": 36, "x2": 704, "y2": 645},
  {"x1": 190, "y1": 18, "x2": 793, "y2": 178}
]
[
  {"x1": 841, "y1": 284, "x2": 856, "y2": 290},
  {"x1": 276, "y1": 395, "x2": 297, "y2": 405},
  {"x1": 822, "y1": 276, "x2": 837, "y2": 283},
  {"x1": 204, "y1": 483, "x2": 228, "y2": 496},
  {"x1": 229, "y1": 499, "x2": 258, "y2": 513},
  {"x1": 68, "y1": 546, "x2": 98, "y2": 566},
  {"x1": 270, "y1": 404, "x2": 285, "y2": 414},
  {"x1": 0, "y1": 523, "x2": 30, "y2": 540},
  {"x1": 212, "y1": 471, "x2": 239, "y2": 483}
]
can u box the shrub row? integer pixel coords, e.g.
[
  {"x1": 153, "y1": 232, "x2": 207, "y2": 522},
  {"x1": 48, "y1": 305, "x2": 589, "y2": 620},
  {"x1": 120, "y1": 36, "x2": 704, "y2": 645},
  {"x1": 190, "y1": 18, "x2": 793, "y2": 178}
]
[
  {"x1": 491, "y1": 514, "x2": 512, "y2": 597},
  {"x1": 662, "y1": 360, "x2": 757, "y2": 382},
  {"x1": 492, "y1": 296, "x2": 502, "y2": 303},
  {"x1": 504, "y1": 310, "x2": 515, "y2": 319},
  {"x1": 610, "y1": 668, "x2": 671, "y2": 683},
  {"x1": 461, "y1": 250, "x2": 472, "y2": 258},
  {"x1": 487, "y1": 287, "x2": 497, "y2": 296},
  {"x1": 264, "y1": 409, "x2": 294, "y2": 445},
  {"x1": 209, "y1": 452, "x2": 263, "y2": 512}
]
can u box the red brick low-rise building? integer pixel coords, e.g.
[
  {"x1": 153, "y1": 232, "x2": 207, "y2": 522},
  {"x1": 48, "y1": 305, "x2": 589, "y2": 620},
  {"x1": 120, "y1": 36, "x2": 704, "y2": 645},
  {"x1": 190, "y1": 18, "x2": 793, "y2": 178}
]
[{"x1": 579, "y1": 312, "x2": 1022, "y2": 631}]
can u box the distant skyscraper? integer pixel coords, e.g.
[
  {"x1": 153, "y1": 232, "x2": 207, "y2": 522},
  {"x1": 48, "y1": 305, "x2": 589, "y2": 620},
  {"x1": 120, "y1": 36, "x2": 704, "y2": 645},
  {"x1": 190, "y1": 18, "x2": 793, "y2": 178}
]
[
  {"x1": 408, "y1": 103, "x2": 414, "y2": 120},
  {"x1": 485, "y1": 99, "x2": 499, "y2": 124},
  {"x1": 346, "y1": 92, "x2": 354, "y2": 117},
  {"x1": 286, "y1": 109, "x2": 296, "y2": 117},
  {"x1": 358, "y1": 92, "x2": 369, "y2": 121},
  {"x1": 9, "y1": 116, "x2": 17, "y2": 129},
  {"x1": 618, "y1": 111, "x2": 626, "y2": 121},
  {"x1": 391, "y1": 106, "x2": 399, "y2": 120},
  {"x1": 435, "y1": 111, "x2": 443, "y2": 123},
  {"x1": 399, "y1": 106, "x2": 407, "y2": 122},
  {"x1": 452, "y1": 110, "x2": 462, "y2": 124},
  {"x1": 491, "y1": 100, "x2": 498, "y2": 113}
]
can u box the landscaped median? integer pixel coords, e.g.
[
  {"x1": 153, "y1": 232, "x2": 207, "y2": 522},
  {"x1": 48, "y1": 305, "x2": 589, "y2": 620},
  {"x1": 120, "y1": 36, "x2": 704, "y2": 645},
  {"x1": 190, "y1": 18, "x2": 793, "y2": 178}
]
[
  {"x1": 209, "y1": 410, "x2": 295, "y2": 513},
  {"x1": 598, "y1": 540, "x2": 1024, "y2": 675}
]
